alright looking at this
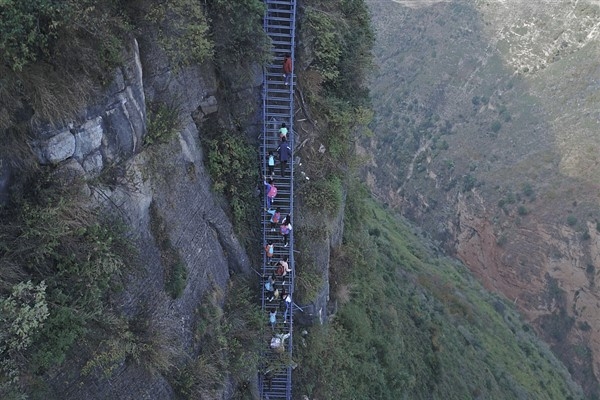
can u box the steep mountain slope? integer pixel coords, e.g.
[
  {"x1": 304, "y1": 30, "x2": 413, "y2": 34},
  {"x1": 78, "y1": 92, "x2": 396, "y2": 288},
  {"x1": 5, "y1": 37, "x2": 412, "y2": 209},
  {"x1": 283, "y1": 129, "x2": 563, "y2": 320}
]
[
  {"x1": 294, "y1": 189, "x2": 584, "y2": 399},
  {"x1": 364, "y1": 0, "x2": 600, "y2": 396},
  {"x1": 0, "y1": 1, "x2": 264, "y2": 398}
]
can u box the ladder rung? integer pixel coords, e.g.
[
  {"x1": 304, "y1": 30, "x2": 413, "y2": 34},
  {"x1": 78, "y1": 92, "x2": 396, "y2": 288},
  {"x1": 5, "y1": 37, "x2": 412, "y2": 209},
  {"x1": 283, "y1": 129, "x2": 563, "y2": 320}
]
[
  {"x1": 267, "y1": 16, "x2": 292, "y2": 21},
  {"x1": 270, "y1": 40, "x2": 292, "y2": 46},
  {"x1": 265, "y1": 24, "x2": 293, "y2": 30},
  {"x1": 268, "y1": 8, "x2": 293, "y2": 14},
  {"x1": 266, "y1": 0, "x2": 294, "y2": 5}
]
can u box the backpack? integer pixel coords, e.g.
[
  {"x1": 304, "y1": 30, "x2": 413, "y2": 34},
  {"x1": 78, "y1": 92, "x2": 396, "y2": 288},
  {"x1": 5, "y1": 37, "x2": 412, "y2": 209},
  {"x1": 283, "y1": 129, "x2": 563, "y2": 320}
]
[
  {"x1": 271, "y1": 212, "x2": 280, "y2": 224},
  {"x1": 268, "y1": 185, "x2": 277, "y2": 198},
  {"x1": 276, "y1": 265, "x2": 285, "y2": 276},
  {"x1": 265, "y1": 244, "x2": 273, "y2": 257}
]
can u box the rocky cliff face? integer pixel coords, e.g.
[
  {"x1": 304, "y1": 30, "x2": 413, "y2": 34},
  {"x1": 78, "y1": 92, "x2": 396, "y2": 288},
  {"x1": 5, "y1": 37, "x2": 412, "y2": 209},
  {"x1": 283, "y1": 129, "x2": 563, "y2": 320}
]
[
  {"x1": 18, "y1": 35, "x2": 259, "y2": 398},
  {"x1": 366, "y1": 0, "x2": 600, "y2": 396}
]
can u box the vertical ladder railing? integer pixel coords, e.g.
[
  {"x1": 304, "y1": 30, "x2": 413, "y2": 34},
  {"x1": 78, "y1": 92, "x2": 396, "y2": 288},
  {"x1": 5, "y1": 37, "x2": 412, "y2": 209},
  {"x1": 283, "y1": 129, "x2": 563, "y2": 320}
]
[{"x1": 260, "y1": 1, "x2": 297, "y2": 399}]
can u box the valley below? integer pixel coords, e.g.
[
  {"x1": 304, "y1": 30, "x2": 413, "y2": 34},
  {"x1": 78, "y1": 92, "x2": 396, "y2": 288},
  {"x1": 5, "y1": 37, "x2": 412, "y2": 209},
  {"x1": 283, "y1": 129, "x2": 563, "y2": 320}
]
[{"x1": 365, "y1": 0, "x2": 600, "y2": 396}]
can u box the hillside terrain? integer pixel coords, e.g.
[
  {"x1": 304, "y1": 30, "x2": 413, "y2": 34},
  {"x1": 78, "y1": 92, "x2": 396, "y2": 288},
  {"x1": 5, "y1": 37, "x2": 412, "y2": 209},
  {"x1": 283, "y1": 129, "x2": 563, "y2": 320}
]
[
  {"x1": 365, "y1": 0, "x2": 600, "y2": 396},
  {"x1": 294, "y1": 186, "x2": 583, "y2": 399},
  {"x1": 0, "y1": 0, "x2": 592, "y2": 399}
]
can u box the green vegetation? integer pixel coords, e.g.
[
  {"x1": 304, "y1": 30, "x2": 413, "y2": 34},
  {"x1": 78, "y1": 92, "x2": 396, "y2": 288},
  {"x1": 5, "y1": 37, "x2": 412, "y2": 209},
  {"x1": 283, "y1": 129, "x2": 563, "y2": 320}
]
[
  {"x1": 567, "y1": 215, "x2": 578, "y2": 226},
  {"x1": 462, "y1": 174, "x2": 477, "y2": 192},
  {"x1": 523, "y1": 183, "x2": 535, "y2": 199},
  {"x1": 0, "y1": 0, "x2": 127, "y2": 73},
  {"x1": 300, "y1": 176, "x2": 343, "y2": 216},
  {"x1": 0, "y1": 0, "x2": 130, "y2": 130},
  {"x1": 295, "y1": 263, "x2": 325, "y2": 304},
  {"x1": 206, "y1": 0, "x2": 270, "y2": 66},
  {"x1": 491, "y1": 120, "x2": 502, "y2": 133},
  {"x1": 0, "y1": 0, "x2": 65, "y2": 72},
  {"x1": 147, "y1": 0, "x2": 213, "y2": 69},
  {"x1": 295, "y1": 0, "x2": 374, "y2": 247},
  {"x1": 82, "y1": 304, "x2": 181, "y2": 378},
  {"x1": 144, "y1": 102, "x2": 181, "y2": 146},
  {"x1": 203, "y1": 127, "x2": 258, "y2": 241},
  {"x1": 172, "y1": 277, "x2": 262, "y2": 398},
  {"x1": 0, "y1": 176, "x2": 134, "y2": 398},
  {"x1": 518, "y1": 206, "x2": 529, "y2": 216},
  {"x1": 294, "y1": 185, "x2": 583, "y2": 399}
]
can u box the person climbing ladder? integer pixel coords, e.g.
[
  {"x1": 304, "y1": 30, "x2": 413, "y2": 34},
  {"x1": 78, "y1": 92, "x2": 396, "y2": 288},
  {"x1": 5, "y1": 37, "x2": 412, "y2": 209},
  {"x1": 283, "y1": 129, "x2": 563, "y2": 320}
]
[{"x1": 283, "y1": 53, "x2": 293, "y2": 86}]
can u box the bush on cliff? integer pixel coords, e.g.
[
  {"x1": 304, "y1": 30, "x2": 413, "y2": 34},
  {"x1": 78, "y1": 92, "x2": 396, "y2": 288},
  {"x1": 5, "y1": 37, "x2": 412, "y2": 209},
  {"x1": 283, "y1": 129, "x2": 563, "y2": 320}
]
[{"x1": 0, "y1": 176, "x2": 135, "y2": 398}]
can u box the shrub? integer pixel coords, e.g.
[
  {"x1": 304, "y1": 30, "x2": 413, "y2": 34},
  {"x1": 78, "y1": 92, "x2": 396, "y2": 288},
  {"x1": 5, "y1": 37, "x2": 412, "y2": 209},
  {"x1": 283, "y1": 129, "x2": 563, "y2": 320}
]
[
  {"x1": 206, "y1": 0, "x2": 270, "y2": 65},
  {"x1": 0, "y1": 281, "x2": 49, "y2": 353},
  {"x1": 295, "y1": 263, "x2": 325, "y2": 304},
  {"x1": 147, "y1": 0, "x2": 213, "y2": 68},
  {"x1": 0, "y1": 0, "x2": 130, "y2": 131},
  {"x1": 491, "y1": 120, "x2": 502, "y2": 133},
  {"x1": 301, "y1": 176, "x2": 343, "y2": 216},
  {"x1": 165, "y1": 264, "x2": 188, "y2": 299},
  {"x1": 463, "y1": 174, "x2": 476, "y2": 192},
  {"x1": 83, "y1": 307, "x2": 180, "y2": 378},
  {"x1": 0, "y1": 0, "x2": 66, "y2": 71},
  {"x1": 522, "y1": 183, "x2": 534, "y2": 198},
  {"x1": 567, "y1": 215, "x2": 577, "y2": 226},
  {"x1": 145, "y1": 102, "x2": 181, "y2": 146},
  {"x1": 173, "y1": 278, "x2": 262, "y2": 397},
  {"x1": 518, "y1": 206, "x2": 528, "y2": 216},
  {"x1": 582, "y1": 231, "x2": 591, "y2": 241},
  {"x1": 305, "y1": 8, "x2": 342, "y2": 82},
  {"x1": 204, "y1": 134, "x2": 258, "y2": 239},
  {"x1": 0, "y1": 179, "x2": 132, "y2": 395},
  {"x1": 303, "y1": 0, "x2": 373, "y2": 101},
  {"x1": 0, "y1": 281, "x2": 49, "y2": 392}
]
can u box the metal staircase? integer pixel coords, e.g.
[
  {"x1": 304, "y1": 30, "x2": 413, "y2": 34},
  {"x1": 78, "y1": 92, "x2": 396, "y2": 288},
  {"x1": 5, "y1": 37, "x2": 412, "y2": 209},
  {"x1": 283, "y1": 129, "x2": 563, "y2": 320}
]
[{"x1": 259, "y1": 1, "x2": 297, "y2": 399}]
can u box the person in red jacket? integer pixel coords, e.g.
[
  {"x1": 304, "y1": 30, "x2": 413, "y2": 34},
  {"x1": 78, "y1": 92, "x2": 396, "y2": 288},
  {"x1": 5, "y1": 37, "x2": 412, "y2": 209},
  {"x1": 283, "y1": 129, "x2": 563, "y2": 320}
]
[{"x1": 283, "y1": 53, "x2": 292, "y2": 86}]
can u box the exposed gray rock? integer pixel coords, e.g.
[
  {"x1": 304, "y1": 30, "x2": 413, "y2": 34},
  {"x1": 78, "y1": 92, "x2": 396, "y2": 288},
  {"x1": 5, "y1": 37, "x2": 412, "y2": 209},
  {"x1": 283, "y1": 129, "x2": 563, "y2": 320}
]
[
  {"x1": 199, "y1": 95, "x2": 218, "y2": 115},
  {"x1": 102, "y1": 98, "x2": 139, "y2": 164},
  {"x1": 0, "y1": 157, "x2": 11, "y2": 206},
  {"x1": 106, "y1": 65, "x2": 126, "y2": 95},
  {"x1": 229, "y1": 62, "x2": 263, "y2": 92},
  {"x1": 82, "y1": 151, "x2": 103, "y2": 176},
  {"x1": 74, "y1": 116, "x2": 104, "y2": 160},
  {"x1": 52, "y1": 158, "x2": 91, "y2": 197},
  {"x1": 34, "y1": 129, "x2": 76, "y2": 164},
  {"x1": 31, "y1": 39, "x2": 146, "y2": 173},
  {"x1": 32, "y1": 30, "x2": 257, "y2": 399}
]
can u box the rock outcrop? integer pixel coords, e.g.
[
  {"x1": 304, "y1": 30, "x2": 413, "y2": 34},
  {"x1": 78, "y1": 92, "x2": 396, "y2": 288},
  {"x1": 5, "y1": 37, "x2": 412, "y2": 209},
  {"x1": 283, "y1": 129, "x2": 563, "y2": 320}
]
[{"x1": 23, "y1": 33, "x2": 260, "y2": 398}]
